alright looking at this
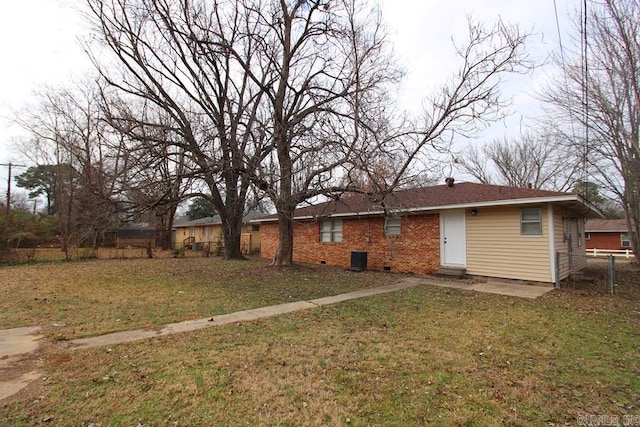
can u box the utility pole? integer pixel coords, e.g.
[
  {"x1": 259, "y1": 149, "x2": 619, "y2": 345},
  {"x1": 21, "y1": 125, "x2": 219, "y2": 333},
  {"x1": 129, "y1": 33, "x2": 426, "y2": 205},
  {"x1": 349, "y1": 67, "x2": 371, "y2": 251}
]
[{"x1": 1, "y1": 162, "x2": 27, "y2": 214}]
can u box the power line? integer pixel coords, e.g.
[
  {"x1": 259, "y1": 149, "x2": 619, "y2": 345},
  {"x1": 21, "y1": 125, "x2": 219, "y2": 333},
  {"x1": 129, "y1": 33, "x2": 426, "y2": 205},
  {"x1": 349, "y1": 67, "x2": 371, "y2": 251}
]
[
  {"x1": 552, "y1": 0, "x2": 580, "y2": 153},
  {"x1": 581, "y1": 0, "x2": 590, "y2": 186}
]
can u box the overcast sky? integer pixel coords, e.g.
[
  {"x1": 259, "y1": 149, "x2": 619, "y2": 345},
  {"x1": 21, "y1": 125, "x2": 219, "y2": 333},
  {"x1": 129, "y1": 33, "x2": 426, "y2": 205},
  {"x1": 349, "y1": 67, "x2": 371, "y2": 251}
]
[{"x1": 0, "y1": 0, "x2": 580, "y2": 186}]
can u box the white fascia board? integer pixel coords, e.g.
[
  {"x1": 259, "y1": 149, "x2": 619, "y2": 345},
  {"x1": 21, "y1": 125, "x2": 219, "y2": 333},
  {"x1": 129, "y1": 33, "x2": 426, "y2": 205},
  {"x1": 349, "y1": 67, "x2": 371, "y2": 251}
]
[
  {"x1": 401, "y1": 195, "x2": 586, "y2": 213},
  {"x1": 253, "y1": 195, "x2": 589, "y2": 222}
]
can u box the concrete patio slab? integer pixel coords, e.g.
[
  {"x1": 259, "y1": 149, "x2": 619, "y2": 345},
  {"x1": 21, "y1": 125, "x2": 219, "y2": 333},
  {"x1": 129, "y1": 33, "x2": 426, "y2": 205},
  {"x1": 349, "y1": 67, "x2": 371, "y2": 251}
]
[
  {"x1": 0, "y1": 326, "x2": 43, "y2": 402},
  {"x1": 398, "y1": 275, "x2": 554, "y2": 299},
  {"x1": 468, "y1": 281, "x2": 554, "y2": 299},
  {"x1": 0, "y1": 371, "x2": 42, "y2": 402},
  {"x1": 0, "y1": 326, "x2": 42, "y2": 369}
]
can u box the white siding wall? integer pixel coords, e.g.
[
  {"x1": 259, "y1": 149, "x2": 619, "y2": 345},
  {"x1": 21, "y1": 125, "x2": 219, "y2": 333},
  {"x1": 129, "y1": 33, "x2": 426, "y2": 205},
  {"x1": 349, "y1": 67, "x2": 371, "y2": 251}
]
[{"x1": 466, "y1": 205, "x2": 552, "y2": 283}]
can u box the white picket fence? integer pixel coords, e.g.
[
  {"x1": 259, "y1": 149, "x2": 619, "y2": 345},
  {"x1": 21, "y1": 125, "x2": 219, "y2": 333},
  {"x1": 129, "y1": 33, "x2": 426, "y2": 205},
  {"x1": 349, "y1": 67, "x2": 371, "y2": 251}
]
[{"x1": 586, "y1": 248, "x2": 635, "y2": 259}]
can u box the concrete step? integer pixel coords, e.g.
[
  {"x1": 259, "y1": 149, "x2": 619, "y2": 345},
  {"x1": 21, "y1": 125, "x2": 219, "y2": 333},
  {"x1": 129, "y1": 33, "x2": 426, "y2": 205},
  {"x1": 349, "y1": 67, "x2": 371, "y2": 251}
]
[{"x1": 436, "y1": 266, "x2": 467, "y2": 278}]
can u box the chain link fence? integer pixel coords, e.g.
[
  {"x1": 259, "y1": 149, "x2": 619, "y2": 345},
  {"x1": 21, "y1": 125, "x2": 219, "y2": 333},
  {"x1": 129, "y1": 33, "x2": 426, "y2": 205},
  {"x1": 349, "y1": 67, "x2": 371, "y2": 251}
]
[{"x1": 556, "y1": 252, "x2": 618, "y2": 295}]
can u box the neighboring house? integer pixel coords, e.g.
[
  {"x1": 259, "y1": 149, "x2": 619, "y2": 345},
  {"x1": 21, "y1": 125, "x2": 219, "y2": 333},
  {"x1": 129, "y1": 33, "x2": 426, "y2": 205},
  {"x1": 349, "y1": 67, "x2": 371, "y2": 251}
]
[
  {"x1": 254, "y1": 181, "x2": 602, "y2": 286},
  {"x1": 173, "y1": 213, "x2": 262, "y2": 255},
  {"x1": 103, "y1": 223, "x2": 157, "y2": 248},
  {"x1": 585, "y1": 219, "x2": 631, "y2": 250}
]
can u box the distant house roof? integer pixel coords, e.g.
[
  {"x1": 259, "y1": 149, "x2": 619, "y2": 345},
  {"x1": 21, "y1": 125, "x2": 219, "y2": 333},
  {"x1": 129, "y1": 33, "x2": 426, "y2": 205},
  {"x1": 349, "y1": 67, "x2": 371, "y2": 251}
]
[
  {"x1": 174, "y1": 211, "x2": 265, "y2": 228},
  {"x1": 253, "y1": 182, "x2": 602, "y2": 222},
  {"x1": 180, "y1": 215, "x2": 223, "y2": 227},
  {"x1": 585, "y1": 219, "x2": 628, "y2": 232},
  {"x1": 115, "y1": 223, "x2": 156, "y2": 238},
  {"x1": 118, "y1": 222, "x2": 154, "y2": 230}
]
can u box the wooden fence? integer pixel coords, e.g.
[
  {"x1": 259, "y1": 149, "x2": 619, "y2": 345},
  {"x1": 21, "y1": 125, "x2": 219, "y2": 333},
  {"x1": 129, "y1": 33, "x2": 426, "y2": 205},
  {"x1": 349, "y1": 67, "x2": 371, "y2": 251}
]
[{"x1": 586, "y1": 248, "x2": 635, "y2": 259}]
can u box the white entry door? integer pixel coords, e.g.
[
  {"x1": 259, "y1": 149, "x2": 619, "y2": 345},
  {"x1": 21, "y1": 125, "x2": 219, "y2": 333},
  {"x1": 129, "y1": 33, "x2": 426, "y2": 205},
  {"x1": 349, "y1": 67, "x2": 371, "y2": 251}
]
[{"x1": 441, "y1": 210, "x2": 466, "y2": 266}]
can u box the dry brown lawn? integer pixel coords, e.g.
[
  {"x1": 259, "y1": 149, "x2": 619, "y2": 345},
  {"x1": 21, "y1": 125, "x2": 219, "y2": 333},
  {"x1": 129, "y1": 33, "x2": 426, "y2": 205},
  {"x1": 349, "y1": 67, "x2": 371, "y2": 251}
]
[{"x1": 0, "y1": 256, "x2": 638, "y2": 426}]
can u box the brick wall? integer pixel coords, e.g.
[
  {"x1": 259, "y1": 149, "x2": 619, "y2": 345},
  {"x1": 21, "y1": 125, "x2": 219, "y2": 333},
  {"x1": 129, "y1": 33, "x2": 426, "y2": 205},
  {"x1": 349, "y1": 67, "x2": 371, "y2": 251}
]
[
  {"x1": 260, "y1": 222, "x2": 279, "y2": 262},
  {"x1": 260, "y1": 214, "x2": 440, "y2": 274}
]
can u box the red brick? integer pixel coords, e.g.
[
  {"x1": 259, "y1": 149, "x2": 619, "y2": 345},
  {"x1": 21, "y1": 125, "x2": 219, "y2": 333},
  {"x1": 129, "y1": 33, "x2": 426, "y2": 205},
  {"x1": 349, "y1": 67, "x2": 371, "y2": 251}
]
[{"x1": 260, "y1": 214, "x2": 440, "y2": 274}]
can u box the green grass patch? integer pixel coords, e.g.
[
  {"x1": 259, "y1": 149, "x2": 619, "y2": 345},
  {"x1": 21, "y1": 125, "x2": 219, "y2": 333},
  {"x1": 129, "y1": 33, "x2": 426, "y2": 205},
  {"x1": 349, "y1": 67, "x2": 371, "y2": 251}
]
[{"x1": 0, "y1": 258, "x2": 638, "y2": 425}]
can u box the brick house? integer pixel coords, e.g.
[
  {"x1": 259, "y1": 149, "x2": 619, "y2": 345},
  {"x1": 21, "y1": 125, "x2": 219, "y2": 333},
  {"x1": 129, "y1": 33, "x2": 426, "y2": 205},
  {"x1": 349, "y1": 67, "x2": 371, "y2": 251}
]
[
  {"x1": 585, "y1": 219, "x2": 631, "y2": 251},
  {"x1": 255, "y1": 181, "x2": 601, "y2": 286}
]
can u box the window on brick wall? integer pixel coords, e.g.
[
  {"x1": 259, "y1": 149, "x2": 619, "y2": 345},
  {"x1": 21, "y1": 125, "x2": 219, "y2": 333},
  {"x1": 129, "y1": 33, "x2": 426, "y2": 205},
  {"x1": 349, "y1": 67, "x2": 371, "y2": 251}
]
[
  {"x1": 320, "y1": 219, "x2": 343, "y2": 242},
  {"x1": 520, "y1": 208, "x2": 542, "y2": 235},
  {"x1": 385, "y1": 218, "x2": 401, "y2": 236}
]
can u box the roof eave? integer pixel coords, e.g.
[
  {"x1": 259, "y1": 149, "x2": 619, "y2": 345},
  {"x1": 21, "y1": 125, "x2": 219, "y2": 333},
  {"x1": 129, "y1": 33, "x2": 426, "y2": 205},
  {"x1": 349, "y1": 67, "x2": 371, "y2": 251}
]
[{"x1": 252, "y1": 194, "x2": 601, "y2": 222}]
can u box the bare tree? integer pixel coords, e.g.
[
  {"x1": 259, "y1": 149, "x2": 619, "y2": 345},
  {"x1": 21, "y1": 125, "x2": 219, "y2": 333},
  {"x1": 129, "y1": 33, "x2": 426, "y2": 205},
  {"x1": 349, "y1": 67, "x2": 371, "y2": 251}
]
[
  {"x1": 457, "y1": 131, "x2": 581, "y2": 190},
  {"x1": 84, "y1": 0, "x2": 532, "y2": 267},
  {"x1": 226, "y1": 4, "x2": 533, "y2": 266},
  {"x1": 541, "y1": 0, "x2": 640, "y2": 262},
  {"x1": 376, "y1": 18, "x2": 534, "y2": 190},
  {"x1": 103, "y1": 98, "x2": 192, "y2": 249},
  {"x1": 14, "y1": 83, "x2": 124, "y2": 257},
  {"x1": 212, "y1": 0, "x2": 402, "y2": 266},
  {"x1": 85, "y1": 0, "x2": 270, "y2": 259}
]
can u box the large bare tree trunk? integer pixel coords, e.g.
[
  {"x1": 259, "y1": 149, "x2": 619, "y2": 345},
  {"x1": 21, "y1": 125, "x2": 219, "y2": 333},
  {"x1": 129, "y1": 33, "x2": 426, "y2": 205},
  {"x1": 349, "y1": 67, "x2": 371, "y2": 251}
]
[
  {"x1": 271, "y1": 206, "x2": 295, "y2": 267},
  {"x1": 221, "y1": 213, "x2": 245, "y2": 260}
]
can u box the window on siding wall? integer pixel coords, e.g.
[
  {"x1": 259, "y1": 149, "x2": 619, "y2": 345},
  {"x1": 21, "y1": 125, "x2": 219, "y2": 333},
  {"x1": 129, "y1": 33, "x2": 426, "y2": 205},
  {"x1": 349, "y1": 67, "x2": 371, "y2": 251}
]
[
  {"x1": 520, "y1": 208, "x2": 542, "y2": 235},
  {"x1": 385, "y1": 218, "x2": 401, "y2": 236},
  {"x1": 320, "y1": 219, "x2": 343, "y2": 242},
  {"x1": 621, "y1": 233, "x2": 631, "y2": 247}
]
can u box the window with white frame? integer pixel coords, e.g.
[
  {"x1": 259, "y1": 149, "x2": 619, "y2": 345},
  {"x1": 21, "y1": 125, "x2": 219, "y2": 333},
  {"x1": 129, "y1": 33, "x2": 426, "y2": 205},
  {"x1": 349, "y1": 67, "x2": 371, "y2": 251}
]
[
  {"x1": 621, "y1": 232, "x2": 631, "y2": 247},
  {"x1": 385, "y1": 217, "x2": 401, "y2": 236},
  {"x1": 320, "y1": 219, "x2": 343, "y2": 242},
  {"x1": 520, "y1": 208, "x2": 542, "y2": 235}
]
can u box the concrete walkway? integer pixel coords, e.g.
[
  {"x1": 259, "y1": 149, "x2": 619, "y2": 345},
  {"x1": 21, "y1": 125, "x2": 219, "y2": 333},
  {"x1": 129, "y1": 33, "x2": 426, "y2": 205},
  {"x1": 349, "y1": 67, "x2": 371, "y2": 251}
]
[
  {"x1": 70, "y1": 281, "x2": 420, "y2": 349},
  {"x1": 70, "y1": 278, "x2": 553, "y2": 350},
  {"x1": 0, "y1": 326, "x2": 43, "y2": 402},
  {"x1": 1, "y1": 277, "x2": 554, "y2": 402}
]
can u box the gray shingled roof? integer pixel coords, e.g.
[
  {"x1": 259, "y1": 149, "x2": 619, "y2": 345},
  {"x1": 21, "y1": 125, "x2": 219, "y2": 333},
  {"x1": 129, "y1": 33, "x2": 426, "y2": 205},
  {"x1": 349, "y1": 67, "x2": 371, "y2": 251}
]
[{"x1": 254, "y1": 182, "x2": 598, "y2": 221}]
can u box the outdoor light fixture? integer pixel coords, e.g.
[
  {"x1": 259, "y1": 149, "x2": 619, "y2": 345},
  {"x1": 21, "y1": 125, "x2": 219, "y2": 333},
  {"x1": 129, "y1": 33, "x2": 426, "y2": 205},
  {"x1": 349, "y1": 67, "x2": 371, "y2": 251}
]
[{"x1": 471, "y1": 209, "x2": 478, "y2": 216}]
